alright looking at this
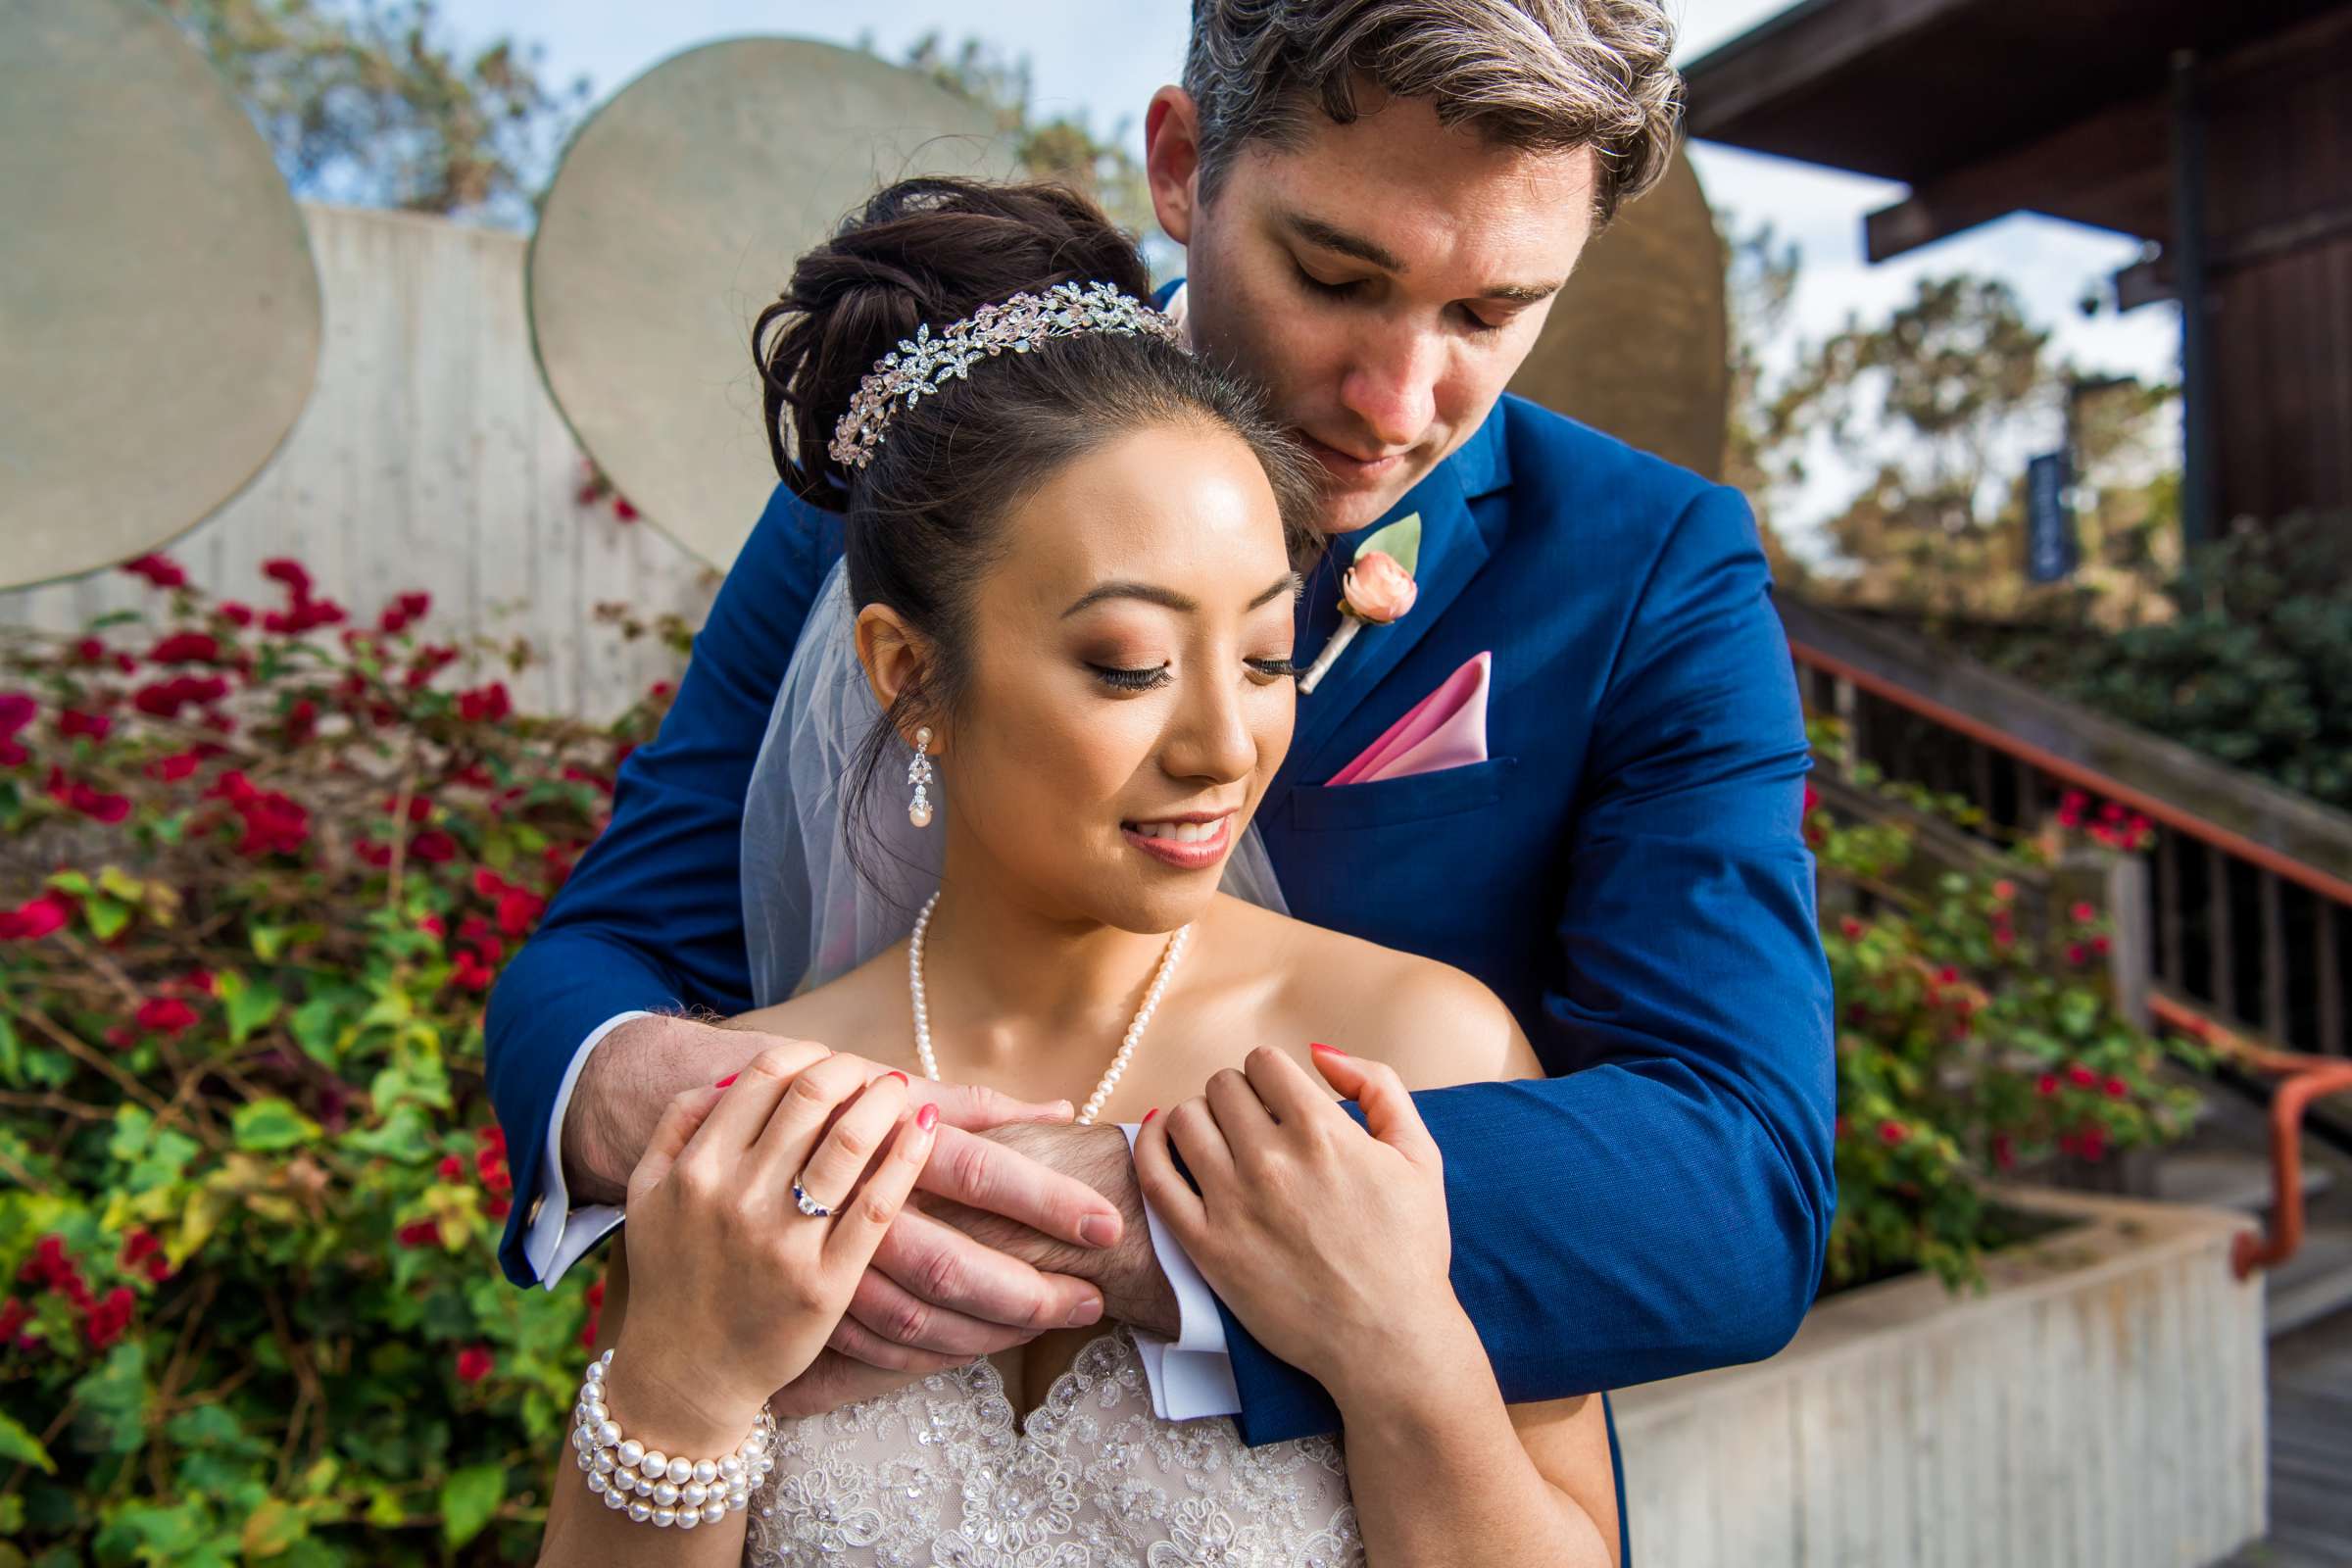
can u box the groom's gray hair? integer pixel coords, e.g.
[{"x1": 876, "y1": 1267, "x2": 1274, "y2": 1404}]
[{"x1": 1182, "y1": 0, "x2": 1684, "y2": 226}]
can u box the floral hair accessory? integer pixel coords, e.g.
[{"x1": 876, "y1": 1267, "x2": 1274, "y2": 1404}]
[
  {"x1": 1298, "y1": 514, "x2": 1422, "y2": 695},
  {"x1": 827, "y1": 280, "x2": 1182, "y2": 471}
]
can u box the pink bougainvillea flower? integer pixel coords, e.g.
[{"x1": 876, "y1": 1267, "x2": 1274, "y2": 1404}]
[
  {"x1": 0, "y1": 693, "x2": 34, "y2": 735},
  {"x1": 59, "y1": 709, "x2": 111, "y2": 741}
]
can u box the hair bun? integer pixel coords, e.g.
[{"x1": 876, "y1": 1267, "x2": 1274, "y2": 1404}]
[{"x1": 754, "y1": 177, "x2": 1155, "y2": 508}]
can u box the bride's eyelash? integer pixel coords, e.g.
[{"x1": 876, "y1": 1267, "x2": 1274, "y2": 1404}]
[
  {"x1": 1089, "y1": 662, "x2": 1171, "y2": 692},
  {"x1": 1088, "y1": 659, "x2": 1297, "y2": 691}
]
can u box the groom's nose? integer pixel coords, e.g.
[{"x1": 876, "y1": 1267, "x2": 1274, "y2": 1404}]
[{"x1": 1336, "y1": 325, "x2": 1441, "y2": 452}]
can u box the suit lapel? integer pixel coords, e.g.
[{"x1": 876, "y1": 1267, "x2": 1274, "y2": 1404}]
[{"x1": 1289, "y1": 425, "x2": 1507, "y2": 771}]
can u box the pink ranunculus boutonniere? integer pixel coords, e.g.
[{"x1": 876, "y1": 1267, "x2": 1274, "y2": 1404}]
[{"x1": 1298, "y1": 514, "x2": 1422, "y2": 695}]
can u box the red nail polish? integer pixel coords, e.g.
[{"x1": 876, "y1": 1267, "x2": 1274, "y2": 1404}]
[
  {"x1": 887, "y1": 1070, "x2": 908, "y2": 1086},
  {"x1": 714, "y1": 1073, "x2": 739, "y2": 1089},
  {"x1": 1142, "y1": 1107, "x2": 1158, "y2": 1124},
  {"x1": 916, "y1": 1103, "x2": 939, "y2": 1132}
]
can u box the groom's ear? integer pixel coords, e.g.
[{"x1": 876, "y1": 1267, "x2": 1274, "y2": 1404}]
[
  {"x1": 854, "y1": 603, "x2": 942, "y2": 750},
  {"x1": 1144, "y1": 85, "x2": 1201, "y2": 247}
]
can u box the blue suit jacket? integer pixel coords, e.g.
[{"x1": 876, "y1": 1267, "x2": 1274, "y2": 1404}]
[{"x1": 486, "y1": 387, "x2": 1836, "y2": 1470}]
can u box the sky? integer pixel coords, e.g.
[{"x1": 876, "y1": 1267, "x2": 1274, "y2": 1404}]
[{"x1": 452, "y1": 0, "x2": 2182, "y2": 552}]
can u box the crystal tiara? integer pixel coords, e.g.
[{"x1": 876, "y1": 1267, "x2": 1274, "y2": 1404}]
[{"x1": 826, "y1": 280, "x2": 1182, "y2": 471}]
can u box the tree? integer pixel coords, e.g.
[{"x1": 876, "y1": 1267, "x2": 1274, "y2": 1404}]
[
  {"x1": 1742, "y1": 269, "x2": 2180, "y2": 623},
  {"x1": 1717, "y1": 214, "x2": 1811, "y2": 591},
  {"x1": 885, "y1": 32, "x2": 1166, "y2": 272},
  {"x1": 158, "y1": 0, "x2": 587, "y2": 225}
]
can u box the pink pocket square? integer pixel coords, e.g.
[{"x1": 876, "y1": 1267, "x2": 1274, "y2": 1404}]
[{"x1": 1325, "y1": 651, "x2": 1491, "y2": 786}]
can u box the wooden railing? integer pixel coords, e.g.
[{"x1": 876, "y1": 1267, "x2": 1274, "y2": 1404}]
[{"x1": 1782, "y1": 598, "x2": 2352, "y2": 1063}]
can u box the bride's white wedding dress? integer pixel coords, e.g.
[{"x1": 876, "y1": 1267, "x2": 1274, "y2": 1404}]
[{"x1": 743, "y1": 1326, "x2": 1365, "y2": 1567}]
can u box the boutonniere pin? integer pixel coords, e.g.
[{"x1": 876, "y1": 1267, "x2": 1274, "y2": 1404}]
[{"x1": 1298, "y1": 514, "x2": 1420, "y2": 695}]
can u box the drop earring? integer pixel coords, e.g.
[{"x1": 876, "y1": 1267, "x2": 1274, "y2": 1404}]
[{"x1": 906, "y1": 726, "x2": 934, "y2": 828}]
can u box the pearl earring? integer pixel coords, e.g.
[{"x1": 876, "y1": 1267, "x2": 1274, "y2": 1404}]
[{"x1": 906, "y1": 726, "x2": 934, "y2": 829}]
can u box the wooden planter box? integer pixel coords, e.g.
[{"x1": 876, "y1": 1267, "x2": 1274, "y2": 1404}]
[{"x1": 1614, "y1": 1190, "x2": 2266, "y2": 1568}]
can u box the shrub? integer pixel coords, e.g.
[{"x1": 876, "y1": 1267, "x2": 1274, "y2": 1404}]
[
  {"x1": 1808, "y1": 728, "x2": 2206, "y2": 1292},
  {"x1": 0, "y1": 556, "x2": 671, "y2": 1565}
]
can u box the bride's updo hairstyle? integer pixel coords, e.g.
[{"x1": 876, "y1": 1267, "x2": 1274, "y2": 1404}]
[{"x1": 753, "y1": 177, "x2": 1321, "y2": 860}]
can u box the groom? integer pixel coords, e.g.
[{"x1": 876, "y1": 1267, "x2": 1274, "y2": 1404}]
[{"x1": 490, "y1": 0, "x2": 1832, "y2": 1542}]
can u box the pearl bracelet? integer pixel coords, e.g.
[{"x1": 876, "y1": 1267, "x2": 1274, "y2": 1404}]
[{"x1": 569, "y1": 1348, "x2": 776, "y2": 1530}]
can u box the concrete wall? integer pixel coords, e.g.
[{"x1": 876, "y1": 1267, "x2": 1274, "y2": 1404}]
[
  {"x1": 1615, "y1": 1191, "x2": 2267, "y2": 1568},
  {"x1": 0, "y1": 204, "x2": 719, "y2": 721}
]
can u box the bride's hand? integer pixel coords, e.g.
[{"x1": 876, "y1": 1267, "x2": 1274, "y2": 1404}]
[
  {"x1": 600, "y1": 1045, "x2": 939, "y2": 1452},
  {"x1": 1133, "y1": 1044, "x2": 1465, "y2": 1403}
]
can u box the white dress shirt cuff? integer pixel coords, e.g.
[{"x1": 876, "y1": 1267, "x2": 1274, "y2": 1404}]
[
  {"x1": 1118, "y1": 1121, "x2": 1242, "y2": 1420},
  {"x1": 523, "y1": 1009, "x2": 652, "y2": 1290}
]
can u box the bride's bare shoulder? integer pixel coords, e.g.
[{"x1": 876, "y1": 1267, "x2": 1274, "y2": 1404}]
[
  {"x1": 718, "y1": 946, "x2": 906, "y2": 1055},
  {"x1": 1204, "y1": 897, "x2": 1540, "y2": 1090}
]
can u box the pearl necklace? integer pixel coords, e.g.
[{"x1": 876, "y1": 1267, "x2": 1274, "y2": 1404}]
[{"x1": 907, "y1": 892, "x2": 1191, "y2": 1125}]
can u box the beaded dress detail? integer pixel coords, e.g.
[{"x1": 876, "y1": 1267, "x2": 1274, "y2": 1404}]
[{"x1": 744, "y1": 1326, "x2": 1363, "y2": 1567}]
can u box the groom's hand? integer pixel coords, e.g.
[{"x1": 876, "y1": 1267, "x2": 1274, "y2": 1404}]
[{"x1": 903, "y1": 1122, "x2": 1182, "y2": 1338}]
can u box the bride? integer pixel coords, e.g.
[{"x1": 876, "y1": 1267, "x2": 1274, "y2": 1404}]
[{"x1": 538, "y1": 177, "x2": 1618, "y2": 1567}]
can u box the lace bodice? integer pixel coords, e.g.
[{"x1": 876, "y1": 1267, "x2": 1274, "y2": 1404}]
[{"x1": 744, "y1": 1326, "x2": 1363, "y2": 1566}]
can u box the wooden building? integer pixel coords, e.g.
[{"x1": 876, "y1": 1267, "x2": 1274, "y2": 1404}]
[{"x1": 1682, "y1": 0, "x2": 2352, "y2": 544}]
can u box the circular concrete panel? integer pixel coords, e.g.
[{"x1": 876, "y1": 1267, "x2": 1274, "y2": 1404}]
[
  {"x1": 0, "y1": 0, "x2": 320, "y2": 590},
  {"x1": 1506, "y1": 150, "x2": 1729, "y2": 480},
  {"x1": 529, "y1": 38, "x2": 1020, "y2": 570}
]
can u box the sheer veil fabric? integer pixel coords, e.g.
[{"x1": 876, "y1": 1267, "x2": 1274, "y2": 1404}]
[{"x1": 740, "y1": 559, "x2": 1289, "y2": 1008}]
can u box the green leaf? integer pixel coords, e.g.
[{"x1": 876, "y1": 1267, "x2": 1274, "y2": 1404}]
[
  {"x1": 231, "y1": 1098, "x2": 320, "y2": 1153},
  {"x1": 439, "y1": 1462, "x2": 504, "y2": 1546},
  {"x1": 83, "y1": 897, "x2": 130, "y2": 942},
  {"x1": 223, "y1": 977, "x2": 283, "y2": 1046},
  {"x1": 1353, "y1": 512, "x2": 1422, "y2": 578},
  {"x1": 287, "y1": 997, "x2": 346, "y2": 1070},
  {"x1": 108, "y1": 1104, "x2": 155, "y2": 1164},
  {"x1": 249, "y1": 924, "x2": 292, "y2": 962},
  {"x1": 0, "y1": 1409, "x2": 55, "y2": 1474}
]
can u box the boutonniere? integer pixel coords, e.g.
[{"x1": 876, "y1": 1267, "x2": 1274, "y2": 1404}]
[{"x1": 1298, "y1": 514, "x2": 1420, "y2": 695}]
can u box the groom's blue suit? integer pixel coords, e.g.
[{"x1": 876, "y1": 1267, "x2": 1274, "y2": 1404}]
[{"x1": 485, "y1": 365, "x2": 1837, "y2": 1531}]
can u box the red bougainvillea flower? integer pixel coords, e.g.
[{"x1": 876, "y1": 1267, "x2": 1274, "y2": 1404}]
[
  {"x1": 148, "y1": 631, "x2": 221, "y2": 664},
  {"x1": 2077, "y1": 1126, "x2": 2108, "y2": 1161},
  {"x1": 451, "y1": 948, "x2": 497, "y2": 992},
  {"x1": 457, "y1": 682, "x2": 512, "y2": 723},
  {"x1": 439, "y1": 1154, "x2": 466, "y2": 1183},
  {"x1": 218, "y1": 600, "x2": 255, "y2": 627},
  {"x1": 59, "y1": 709, "x2": 112, "y2": 741},
  {"x1": 613, "y1": 497, "x2": 640, "y2": 521},
  {"x1": 134, "y1": 997, "x2": 200, "y2": 1037},
  {"x1": 456, "y1": 1346, "x2": 494, "y2": 1384},
  {"x1": 2067, "y1": 1063, "x2": 2098, "y2": 1088},
  {"x1": 122, "y1": 554, "x2": 188, "y2": 589},
  {"x1": 1838, "y1": 915, "x2": 1864, "y2": 940},
  {"x1": 2036, "y1": 1072, "x2": 2060, "y2": 1098},
  {"x1": 396, "y1": 1220, "x2": 441, "y2": 1250},
  {"x1": 0, "y1": 896, "x2": 70, "y2": 942},
  {"x1": 132, "y1": 672, "x2": 230, "y2": 718},
  {"x1": 1878, "y1": 1120, "x2": 1909, "y2": 1147},
  {"x1": 378, "y1": 591, "x2": 432, "y2": 635},
  {"x1": 207, "y1": 770, "x2": 312, "y2": 857},
  {"x1": 46, "y1": 769, "x2": 131, "y2": 824},
  {"x1": 2065, "y1": 942, "x2": 2089, "y2": 966},
  {"x1": 0, "y1": 693, "x2": 36, "y2": 735},
  {"x1": 406, "y1": 644, "x2": 460, "y2": 689},
  {"x1": 84, "y1": 1286, "x2": 136, "y2": 1350},
  {"x1": 2104, "y1": 1076, "x2": 2130, "y2": 1099},
  {"x1": 262, "y1": 558, "x2": 313, "y2": 597},
  {"x1": 408, "y1": 830, "x2": 458, "y2": 863}
]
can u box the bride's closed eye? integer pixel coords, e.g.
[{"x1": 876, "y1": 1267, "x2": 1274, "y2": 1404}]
[{"x1": 1086, "y1": 657, "x2": 1298, "y2": 693}]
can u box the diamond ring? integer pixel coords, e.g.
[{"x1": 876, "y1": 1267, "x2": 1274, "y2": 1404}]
[{"x1": 791, "y1": 1174, "x2": 832, "y2": 1219}]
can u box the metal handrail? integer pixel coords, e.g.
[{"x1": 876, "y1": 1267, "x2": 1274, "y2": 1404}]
[{"x1": 2150, "y1": 993, "x2": 2352, "y2": 1278}]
